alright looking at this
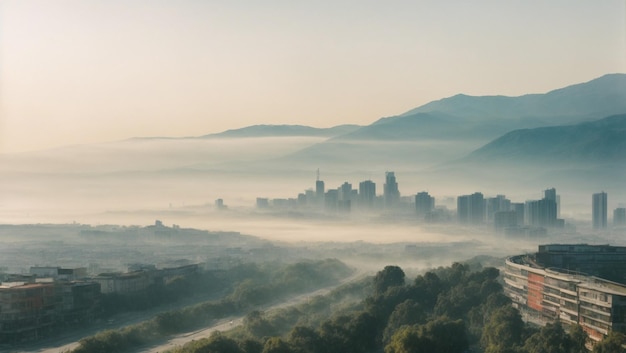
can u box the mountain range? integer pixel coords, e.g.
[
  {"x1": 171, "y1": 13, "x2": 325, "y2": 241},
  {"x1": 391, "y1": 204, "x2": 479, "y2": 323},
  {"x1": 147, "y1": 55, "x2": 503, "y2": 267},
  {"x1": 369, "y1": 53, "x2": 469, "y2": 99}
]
[
  {"x1": 200, "y1": 124, "x2": 361, "y2": 138},
  {"x1": 464, "y1": 113, "x2": 626, "y2": 163},
  {"x1": 6, "y1": 73, "x2": 626, "y2": 175}
]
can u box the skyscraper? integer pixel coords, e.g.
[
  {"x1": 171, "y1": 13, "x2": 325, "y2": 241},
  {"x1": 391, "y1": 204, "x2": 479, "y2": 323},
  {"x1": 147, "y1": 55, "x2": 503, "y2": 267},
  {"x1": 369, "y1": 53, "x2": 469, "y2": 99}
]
[
  {"x1": 544, "y1": 188, "x2": 560, "y2": 217},
  {"x1": 525, "y1": 199, "x2": 557, "y2": 227},
  {"x1": 383, "y1": 172, "x2": 400, "y2": 208},
  {"x1": 593, "y1": 192, "x2": 608, "y2": 229},
  {"x1": 457, "y1": 192, "x2": 485, "y2": 224},
  {"x1": 315, "y1": 173, "x2": 325, "y2": 207},
  {"x1": 415, "y1": 192, "x2": 434, "y2": 216},
  {"x1": 359, "y1": 180, "x2": 376, "y2": 209},
  {"x1": 614, "y1": 208, "x2": 626, "y2": 226},
  {"x1": 338, "y1": 182, "x2": 352, "y2": 212}
]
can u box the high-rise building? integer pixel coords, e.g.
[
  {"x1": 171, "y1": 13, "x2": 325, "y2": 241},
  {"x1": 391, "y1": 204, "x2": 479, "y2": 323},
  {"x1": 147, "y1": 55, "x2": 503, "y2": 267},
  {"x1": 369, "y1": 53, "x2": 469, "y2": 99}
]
[
  {"x1": 511, "y1": 203, "x2": 525, "y2": 226},
  {"x1": 524, "y1": 188, "x2": 562, "y2": 228},
  {"x1": 457, "y1": 192, "x2": 485, "y2": 224},
  {"x1": 316, "y1": 180, "x2": 325, "y2": 199},
  {"x1": 614, "y1": 208, "x2": 626, "y2": 226},
  {"x1": 359, "y1": 180, "x2": 376, "y2": 209},
  {"x1": 494, "y1": 211, "x2": 517, "y2": 231},
  {"x1": 486, "y1": 195, "x2": 511, "y2": 222},
  {"x1": 525, "y1": 199, "x2": 557, "y2": 227},
  {"x1": 383, "y1": 172, "x2": 400, "y2": 208},
  {"x1": 324, "y1": 189, "x2": 338, "y2": 212},
  {"x1": 593, "y1": 192, "x2": 608, "y2": 229},
  {"x1": 338, "y1": 182, "x2": 352, "y2": 212},
  {"x1": 544, "y1": 188, "x2": 560, "y2": 217},
  {"x1": 415, "y1": 192, "x2": 434, "y2": 216}
]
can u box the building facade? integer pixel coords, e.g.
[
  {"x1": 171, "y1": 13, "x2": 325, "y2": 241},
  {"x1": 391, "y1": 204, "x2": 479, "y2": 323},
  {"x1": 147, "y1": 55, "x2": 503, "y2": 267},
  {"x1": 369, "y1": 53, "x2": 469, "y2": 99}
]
[
  {"x1": 503, "y1": 244, "x2": 626, "y2": 344},
  {"x1": 457, "y1": 192, "x2": 485, "y2": 224},
  {"x1": 592, "y1": 192, "x2": 608, "y2": 230},
  {"x1": 383, "y1": 172, "x2": 400, "y2": 208},
  {"x1": 415, "y1": 192, "x2": 435, "y2": 217}
]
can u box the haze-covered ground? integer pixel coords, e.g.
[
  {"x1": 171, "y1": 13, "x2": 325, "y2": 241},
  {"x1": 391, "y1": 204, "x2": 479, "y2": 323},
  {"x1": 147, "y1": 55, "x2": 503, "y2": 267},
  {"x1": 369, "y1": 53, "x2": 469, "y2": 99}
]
[
  {"x1": 1, "y1": 135, "x2": 625, "y2": 281},
  {"x1": 1, "y1": 136, "x2": 623, "y2": 224}
]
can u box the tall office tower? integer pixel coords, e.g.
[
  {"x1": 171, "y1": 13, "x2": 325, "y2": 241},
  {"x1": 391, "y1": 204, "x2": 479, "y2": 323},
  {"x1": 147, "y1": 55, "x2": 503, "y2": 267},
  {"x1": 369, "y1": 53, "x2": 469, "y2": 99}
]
[
  {"x1": 486, "y1": 195, "x2": 511, "y2": 222},
  {"x1": 383, "y1": 172, "x2": 400, "y2": 208},
  {"x1": 457, "y1": 192, "x2": 485, "y2": 224},
  {"x1": 544, "y1": 188, "x2": 556, "y2": 201},
  {"x1": 338, "y1": 182, "x2": 352, "y2": 212},
  {"x1": 525, "y1": 198, "x2": 557, "y2": 227},
  {"x1": 316, "y1": 180, "x2": 325, "y2": 198},
  {"x1": 512, "y1": 203, "x2": 525, "y2": 226},
  {"x1": 614, "y1": 208, "x2": 626, "y2": 226},
  {"x1": 359, "y1": 180, "x2": 376, "y2": 209},
  {"x1": 324, "y1": 189, "x2": 338, "y2": 212},
  {"x1": 593, "y1": 192, "x2": 608, "y2": 229},
  {"x1": 415, "y1": 192, "x2": 435, "y2": 216},
  {"x1": 544, "y1": 188, "x2": 560, "y2": 217}
]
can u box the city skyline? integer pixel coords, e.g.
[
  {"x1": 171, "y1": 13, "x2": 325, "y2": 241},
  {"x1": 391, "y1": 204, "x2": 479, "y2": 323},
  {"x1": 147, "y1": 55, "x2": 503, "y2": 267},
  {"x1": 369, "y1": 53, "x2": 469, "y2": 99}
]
[{"x1": 1, "y1": 1, "x2": 625, "y2": 153}]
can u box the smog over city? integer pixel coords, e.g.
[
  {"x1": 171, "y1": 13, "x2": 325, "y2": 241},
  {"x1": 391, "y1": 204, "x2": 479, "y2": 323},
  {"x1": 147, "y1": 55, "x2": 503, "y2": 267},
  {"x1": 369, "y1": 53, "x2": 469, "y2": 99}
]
[{"x1": 1, "y1": 1, "x2": 626, "y2": 353}]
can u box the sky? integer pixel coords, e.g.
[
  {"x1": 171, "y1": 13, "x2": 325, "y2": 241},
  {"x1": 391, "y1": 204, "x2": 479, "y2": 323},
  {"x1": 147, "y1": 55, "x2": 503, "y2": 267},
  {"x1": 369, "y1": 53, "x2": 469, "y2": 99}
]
[{"x1": 1, "y1": 1, "x2": 625, "y2": 153}]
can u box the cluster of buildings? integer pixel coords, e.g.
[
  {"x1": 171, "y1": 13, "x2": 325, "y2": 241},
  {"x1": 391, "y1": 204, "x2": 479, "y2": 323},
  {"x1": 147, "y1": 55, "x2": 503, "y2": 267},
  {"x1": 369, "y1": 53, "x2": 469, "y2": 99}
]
[
  {"x1": 254, "y1": 171, "x2": 625, "y2": 233},
  {"x1": 504, "y1": 244, "x2": 626, "y2": 344},
  {"x1": 256, "y1": 171, "x2": 405, "y2": 213},
  {"x1": 0, "y1": 262, "x2": 199, "y2": 343}
]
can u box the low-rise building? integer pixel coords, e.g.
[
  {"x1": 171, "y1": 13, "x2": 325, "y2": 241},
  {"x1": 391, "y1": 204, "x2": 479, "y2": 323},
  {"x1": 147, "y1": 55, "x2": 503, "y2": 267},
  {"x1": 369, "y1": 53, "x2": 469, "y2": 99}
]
[
  {"x1": 93, "y1": 271, "x2": 151, "y2": 294},
  {"x1": 0, "y1": 282, "x2": 61, "y2": 343}
]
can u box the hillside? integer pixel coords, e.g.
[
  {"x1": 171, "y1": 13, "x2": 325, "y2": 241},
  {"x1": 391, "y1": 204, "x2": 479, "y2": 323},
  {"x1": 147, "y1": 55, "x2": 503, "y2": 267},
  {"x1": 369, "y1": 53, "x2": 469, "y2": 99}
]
[
  {"x1": 334, "y1": 73, "x2": 626, "y2": 141},
  {"x1": 201, "y1": 124, "x2": 362, "y2": 138},
  {"x1": 464, "y1": 114, "x2": 626, "y2": 163}
]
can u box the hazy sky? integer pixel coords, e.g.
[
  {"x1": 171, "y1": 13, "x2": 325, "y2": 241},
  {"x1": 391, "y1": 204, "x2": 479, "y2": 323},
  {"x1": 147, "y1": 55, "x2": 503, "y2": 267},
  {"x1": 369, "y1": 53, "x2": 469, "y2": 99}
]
[{"x1": 1, "y1": 1, "x2": 625, "y2": 153}]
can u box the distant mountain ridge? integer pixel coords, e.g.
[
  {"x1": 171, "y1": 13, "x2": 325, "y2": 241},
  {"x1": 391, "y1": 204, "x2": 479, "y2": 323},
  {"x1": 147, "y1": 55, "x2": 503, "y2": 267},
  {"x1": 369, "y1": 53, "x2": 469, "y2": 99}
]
[
  {"x1": 334, "y1": 73, "x2": 626, "y2": 141},
  {"x1": 463, "y1": 113, "x2": 626, "y2": 163},
  {"x1": 402, "y1": 73, "x2": 626, "y2": 121},
  {"x1": 201, "y1": 124, "x2": 362, "y2": 138}
]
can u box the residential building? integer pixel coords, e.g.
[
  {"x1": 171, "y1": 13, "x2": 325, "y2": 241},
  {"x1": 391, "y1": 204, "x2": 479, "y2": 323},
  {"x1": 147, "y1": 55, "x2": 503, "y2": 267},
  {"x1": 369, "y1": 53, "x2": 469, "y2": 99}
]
[
  {"x1": 415, "y1": 192, "x2": 434, "y2": 218},
  {"x1": 503, "y1": 244, "x2": 626, "y2": 344},
  {"x1": 614, "y1": 208, "x2": 626, "y2": 226},
  {"x1": 383, "y1": 172, "x2": 400, "y2": 208},
  {"x1": 0, "y1": 282, "x2": 61, "y2": 343},
  {"x1": 359, "y1": 180, "x2": 376, "y2": 209},
  {"x1": 593, "y1": 192, "x2": 608, "y2": 230},
  {"x1": 457, "y1": 192, "x2": 485, "y2": 224}
]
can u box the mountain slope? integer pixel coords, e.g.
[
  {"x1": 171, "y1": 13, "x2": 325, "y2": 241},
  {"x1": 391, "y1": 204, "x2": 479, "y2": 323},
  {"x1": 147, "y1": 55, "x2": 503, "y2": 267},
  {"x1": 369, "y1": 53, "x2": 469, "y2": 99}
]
[
  {"x1": 463, "y1": 114, "x2": 626, "y2": 163},
  {"x1": 333, "y1": 73, "x2": 626, "y2": 141},
  {"x1": 402, "y1": 73, "x2": 626, "y2": 121},
  {"x1": 201, "y1": 124, "x2": 361, "y2": 138}
]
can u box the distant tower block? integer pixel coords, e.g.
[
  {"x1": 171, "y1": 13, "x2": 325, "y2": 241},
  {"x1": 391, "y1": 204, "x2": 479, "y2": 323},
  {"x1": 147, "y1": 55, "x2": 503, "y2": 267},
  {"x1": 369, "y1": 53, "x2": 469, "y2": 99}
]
[
  {"x1": 415, "y1": 192, "x2": 434, "y2": 216},
  {"x1": 614, "y1": 208, "x2": 626, "y2": 226},
  {"x1": 383, "y1": 172, "x2": 400, "y2": 208},
  {"x1": 315, "y1": 169, "x2": 325, "y2": 206},
  {"x1": 359, "y1": 180, "x2": 376, "y2": 209},
  {"x1": 593, "y1": 192, "x2": 608, "y2": 229}
]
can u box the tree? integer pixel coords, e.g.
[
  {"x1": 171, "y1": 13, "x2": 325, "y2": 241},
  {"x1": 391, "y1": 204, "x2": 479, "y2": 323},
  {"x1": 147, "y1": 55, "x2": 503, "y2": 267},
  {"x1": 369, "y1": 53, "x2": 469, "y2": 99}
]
[
  {"x1": 523, "y1": 322, "x2": 572, "y2": 353},
  {"x1": 288, "y1": 326, "x2": 323, "y2": 353},
  {"x1": 244, "y1": 310, "x2": 276, "y2": 338},
  {"x1": 568, "y1": 325, "x2": 588, "y2": 353},
  {"x1": 385, "y1": 318, "x2": 468, "y2": 353},
  {"x1": 593, "y1": 331, "x2": 626, "y2": 353},
  {"x1": 385, "y1": 325, "x2": 430, "y2": 353},
  {"x1": 481, "y1": 306, "x2": 524, "y2": 352},
  {"x1": 262, "y1": 337, "x2": 294, "y2": 353},
  {"x1": 383, "y1": 300, "x2": 426, "y2": 344},
  {"x1": 374, "y1": 266, "x2": 406, "y2": 295}
]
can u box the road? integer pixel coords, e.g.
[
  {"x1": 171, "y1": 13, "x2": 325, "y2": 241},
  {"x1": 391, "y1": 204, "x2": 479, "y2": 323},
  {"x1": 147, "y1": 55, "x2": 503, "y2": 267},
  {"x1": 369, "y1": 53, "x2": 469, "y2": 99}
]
[
  {"x1": 10, "y1": 272, "x2": 367, "y2": 353},
  {"x1": 137, "y1": 272, "x2": 366, "y2": 353}
]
